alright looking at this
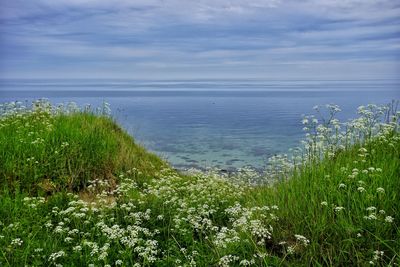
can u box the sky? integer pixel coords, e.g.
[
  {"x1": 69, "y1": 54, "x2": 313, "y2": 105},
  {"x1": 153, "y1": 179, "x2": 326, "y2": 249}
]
[{"x1": 0, "y1": 0, "x2": 399, "y2": 80}]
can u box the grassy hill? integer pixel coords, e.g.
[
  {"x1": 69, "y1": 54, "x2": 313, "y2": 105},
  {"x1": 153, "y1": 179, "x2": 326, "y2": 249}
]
[{"x1": 0, "y1": 100, "x2": 398, "y2": 266}]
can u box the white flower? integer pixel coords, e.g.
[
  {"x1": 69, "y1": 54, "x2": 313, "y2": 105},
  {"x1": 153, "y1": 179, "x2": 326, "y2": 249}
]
[
  {"x1": 366, "y1": 206, "x2": 376, "y2": 212},
  {"x1": 287, "y1": 246, "x2": 295, "y2": 255},
  {"x1": 334, "y1": 206, "x2": 345, "y2": 212},
  {"x1": 364, "y1": 214, "x2": 377, "y2": 220},
  {"x1": 115, "y1": 260, "x2": 123, "y2": 265},
  {"x1": 49, "y1": 251, "x2": 66, "y2": 262},
  {"x1": 373, "y1": 250, "x2": 384, "y2": 261},
  {"x1": 239, "y1": 259, "x2": 252, "y2": 266},
  {"x1": 11, "y1": 238, "x2": 23, "y2": 246},
  {"x1": 385, "y1": 216, "x2": 394, "y2": 223},
  {"x1": 376, "y1": 187, "x2": 385, "y2": 193},
  {"x1": 73, "y1": 246, "x2": 82, "y2": 252},
  {"x1": 320, "y1": 201, "x2": 328, "y2": 206},
  {"x1": 357, "y1": 187, "x2": 365, "y2": 192},
  {"x1": 294, "y1": 234, "x2": 310, "y2": 246},
  {"x1": 219, "y1": 255, "x2": 239, "y2": 266},
  {"x1": 358, "y1": 147, "x2": 368, "y2": 153}
]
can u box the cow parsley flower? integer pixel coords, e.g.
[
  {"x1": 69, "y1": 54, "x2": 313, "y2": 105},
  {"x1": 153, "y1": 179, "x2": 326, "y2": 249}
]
[
  {"x1": 376, "y1": 187, "x2": 385, "y2": 194},
  {"x1": 287, "y1": 246, "x2": 295, "y2": 255},
  {"x1": 49, "y1": 251, "x2": 65, "y2": 262},
  {"x1": 366, "y1": 206, "x2": 376, "y2": 212},
  {"x1": 385, "y1": 216, "x2": 394, "y2": 223},
  {"x1": 357, "y1": 187, "x2": 365, "y2": 192},
  {"x1": 11, "y1": 238, "x2": 23, "y2": 246},
  {"x1": 334, "y1": 206, "x2": 345, "y2": 212},
  {"x1": 364, "y1": 214, "x2": 377, "y2": 220},
  {"x1": 294, "y1": 234, "x2": 310, "y2": 246}
]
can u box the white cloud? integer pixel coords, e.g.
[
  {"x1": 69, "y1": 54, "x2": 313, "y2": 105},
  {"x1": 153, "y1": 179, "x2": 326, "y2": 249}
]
[{"x1": 1, "y1": 0, "x2": 399, "y2": 79}]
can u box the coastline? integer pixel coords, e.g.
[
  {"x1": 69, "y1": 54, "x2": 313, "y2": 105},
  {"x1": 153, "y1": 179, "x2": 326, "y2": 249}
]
[{"x1": 0, "y1": 100, "x2": 399, "y2": 266}]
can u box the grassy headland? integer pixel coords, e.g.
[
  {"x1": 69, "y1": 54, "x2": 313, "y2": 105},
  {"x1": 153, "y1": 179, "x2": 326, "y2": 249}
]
[{"x1": 0, "y1": 100, "x2": 399, "y2": 266}]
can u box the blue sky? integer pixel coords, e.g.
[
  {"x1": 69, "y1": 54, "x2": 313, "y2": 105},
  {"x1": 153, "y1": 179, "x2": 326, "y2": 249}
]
[{"x1": 0, "y1": 0, "x2": 399, "y2": 80}]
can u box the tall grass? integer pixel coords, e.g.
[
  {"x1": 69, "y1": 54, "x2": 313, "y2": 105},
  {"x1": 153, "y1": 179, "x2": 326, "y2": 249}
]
[
  {"x1": 0, "y1": 100, "x2": 398, "y2": 266},
  {"x1": 0, "y1": 100, "x2": 166, "y2": 194}
]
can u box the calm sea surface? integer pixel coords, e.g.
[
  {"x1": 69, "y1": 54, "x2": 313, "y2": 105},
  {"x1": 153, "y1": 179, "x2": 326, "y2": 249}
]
[{"x1": 1, "y1": 79, "x2": 399, "y2": 170}]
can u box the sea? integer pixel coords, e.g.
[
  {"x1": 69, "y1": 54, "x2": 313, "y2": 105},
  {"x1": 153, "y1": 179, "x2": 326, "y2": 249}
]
[{"x1": 1, "y1": 79, "x2": 399, "y2": 171}]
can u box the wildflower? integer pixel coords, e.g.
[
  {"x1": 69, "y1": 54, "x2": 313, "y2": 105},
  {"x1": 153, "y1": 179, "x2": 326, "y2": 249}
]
[
  {"x1": 373, "y1": 250, "x2": 384, "y2": 261},
  {"x1": 239, "y1": 259, "x2": 252, "y2": 266},
  {"x1": 115, "y1": 260, "x2": 123, "y2": 265},
  {"x1": 11, "y1": 238, "x2": 23, "y2": 246},
  {"x1": 49, "y1": 251, "x2": 65, "y2": 262},
  {"x1": 368, "y1": 167, "x2": 375, "y2": 172},
  {"x1": 364, "y1": 214, "x2": 377, "y2": 220},
  {"x1": 320, "y1": 201, "x2": 328, "y2": 206},
  {"x1": 385, "y1": 216, "x2": 394, "y2": 223},
  {"x1": 357, "y1": 187, "x2": 365, "y2": 192},
  {"x1": 357, "y1": 233, "x2": 362, "y2": 238},
  {"x1": 287, "y1": 246, "x2": 295, "y2": 255},
  {"x1": 338, "y1": 183, "x2": 346, "y2": 189},
  {"x1": 294, "y1": 234, "x2": 310, "y2": 246},
  {"x1": 366, "y1": 206, "x2": 376, "y2": 212},
  {"x1": 73, "y1": 246, "x2": 82, "y2": 252},
  {"x1": 219, "y1": 255, "x2": 239, "y2": 266},
  {"x1": 376, "y1": 187, "x2": 385, "y2": 194},
  {"x1": 334, "y1": 206, "x2": 345, "y2": 212},
  {"x1": 359, "y1": 147, "x2": 368, "y2": 153}
]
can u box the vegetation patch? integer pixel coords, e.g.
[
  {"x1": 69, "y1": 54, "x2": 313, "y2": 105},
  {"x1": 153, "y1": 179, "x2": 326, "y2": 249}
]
[{"x1": 0, "y1": 100, "x2": 399, "y2": 266}]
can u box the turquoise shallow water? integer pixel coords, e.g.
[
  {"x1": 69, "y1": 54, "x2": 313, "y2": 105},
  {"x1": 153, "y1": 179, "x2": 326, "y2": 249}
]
[{"x1": 1, "y1": 79, "x2": 399, "y2": 170}]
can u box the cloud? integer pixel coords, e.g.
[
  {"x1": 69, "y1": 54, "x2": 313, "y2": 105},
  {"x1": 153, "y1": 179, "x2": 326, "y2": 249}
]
[{"x1": 0, "y1": 0, "x2": 399, "y2": 79}]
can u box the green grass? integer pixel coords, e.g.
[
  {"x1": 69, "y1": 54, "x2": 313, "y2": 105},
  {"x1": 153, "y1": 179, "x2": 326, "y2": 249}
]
[
  {"x1": 250, "y1": 136, "x2": 400, "y2": 265},
  {"x1": 0, "y1": 107, "x2": 166, "y2": 194},
  {"x1": 0, "y1": 101, "x2": 398, "y2": 266}
]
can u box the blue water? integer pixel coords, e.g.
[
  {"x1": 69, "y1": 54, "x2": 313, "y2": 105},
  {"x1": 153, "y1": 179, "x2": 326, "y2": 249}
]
[{"x1": 1, "y1": 79, "x2": 399, "y2": 170}]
